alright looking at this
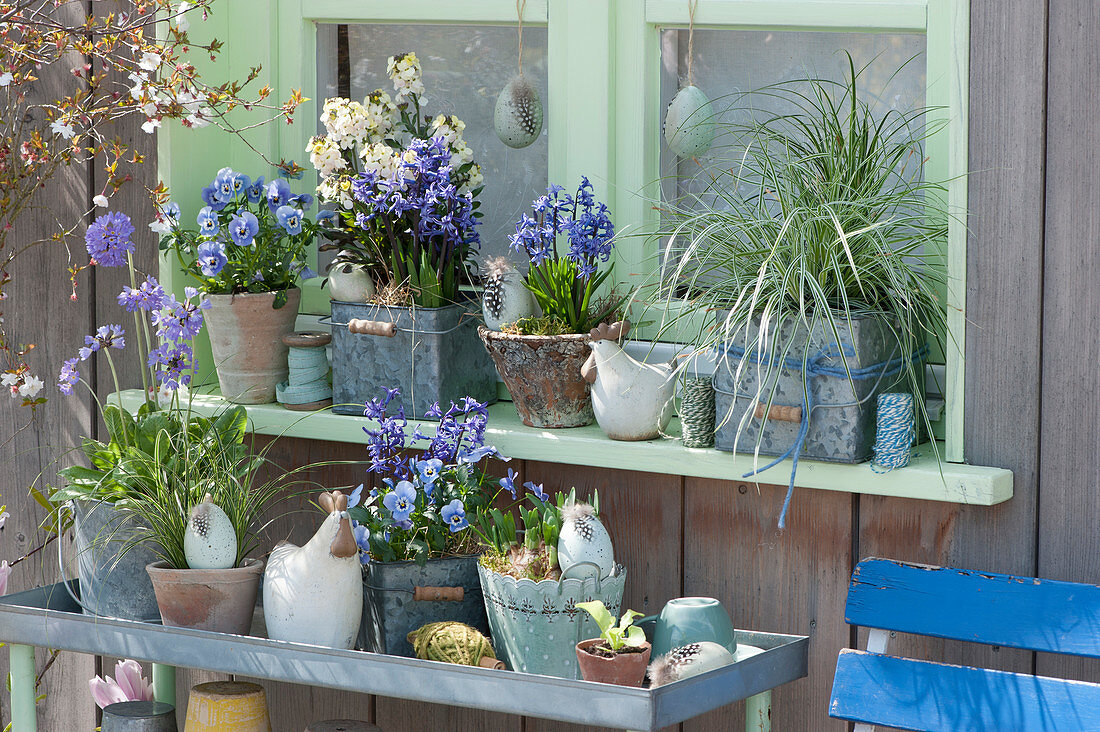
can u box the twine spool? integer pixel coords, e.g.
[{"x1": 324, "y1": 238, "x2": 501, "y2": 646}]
[
  {"x1": 277, "y1": 331, "x2": 333, "y2": 411},
  {"x1": 407, "y1": 621, "x2": 503, "y2": 669},
  {"x1": 872, "y1": 392, "x2": 916, "y2": 472},
  {"x1": 680, "y1": 376, "x2": 716, "y2": 448}
]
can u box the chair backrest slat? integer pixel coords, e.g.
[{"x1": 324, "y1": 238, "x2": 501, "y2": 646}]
[
  {"x1": 831, "y1": 649, "x2": 1100, "y2": 731},
  {"x1": 845, "y1": 558, "x2": 1100, "y2": 657}
]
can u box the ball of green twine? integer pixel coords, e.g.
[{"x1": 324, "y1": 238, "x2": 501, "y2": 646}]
[
  {"x1": 680, "y1": 376, "x2": 716, "y2": 448},
  {"x1": 406, "y1": 621, "x2": 496, "y2": 667}
]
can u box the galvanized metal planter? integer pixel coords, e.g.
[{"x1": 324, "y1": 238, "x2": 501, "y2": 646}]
[
  {"x1": 329, "y1": 300, "x2": 497, "y2": 419},
  {"x1": 713, "y1": 314, "x2": 923, "y2": 463},
  {"x1": 478, "y1": 562, "x2": 626, "y2": 679},
  {"x1": 359, "y1": 555, "x2": 488, "y2": 657},
  {"x1": 72, "y1": 499, "x2": 161, "y2": 622}
]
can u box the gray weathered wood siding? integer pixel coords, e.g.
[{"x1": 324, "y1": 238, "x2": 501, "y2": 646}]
[{"x1": 0, "y1": 0, "x2": 1085, "y2": 728}]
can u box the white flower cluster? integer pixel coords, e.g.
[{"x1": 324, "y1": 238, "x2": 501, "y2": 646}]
[
  {"x1": 1, "y1": 371, "x2": 43, "y2": 399},
  {"x1": 128, "y1": 71, "x2": 210, "y2": 132},
  {"x1": 307, "y1": 135, "x2": 347, "y2": 177},
  {"x1": 318, "y1": 176, "x2": 355, "y2": 209},
  {"x1": 321, "y1": 98, "x2": 372, "y2": 150},
  {"x1": 428, "y1": 114, "x2": 480, "y2": 193},
  {"x1": 360, "y1": 142, "x2": 401, "y2": 180},
  {"x1": 362, "y1": 90, "x2": 398, "y2": 142},
  {"x1": 387, "y1": 52, "x2": 425, "y2": 102}
]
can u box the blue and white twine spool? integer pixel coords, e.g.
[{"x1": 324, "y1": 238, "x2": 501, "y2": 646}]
[
  {"x1": 872, "y1": 392, "x2": 916, "y2": 472},
  {"x1": 277, "y1": 331, "x2": 333, "y2": 410}
]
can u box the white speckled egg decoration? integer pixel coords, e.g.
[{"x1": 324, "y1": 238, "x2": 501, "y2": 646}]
[
  {"x1": 184, "y1": 493, "x2": 238, "y2": 570},
  {"x1": 648, "y1": 641, "x2": 737, "y2": 687},
  {"x1": 481, "y1": 257, "x2": 536, "y2": 330},
  {"x1": 495, "y1": 75, "x2": 544, "y2": 149},
  {"x1": 664, "y1": 85, "x2": 716, "y2": 159},
  {"x1": 556, "y1": 501, "x2": 615, "y2": 580}
]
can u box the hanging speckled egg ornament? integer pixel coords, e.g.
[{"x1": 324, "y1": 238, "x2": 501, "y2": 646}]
[
  {"x1": 495, "y1": 75, "x2": 543, "y2": 149},
  {"x1": 557, "y1": 501, "x2": 615, "y2": 580},
  {"x1": 648, "y1": 641, "x2": 737, "y2": 687},
  {"x1": 664, "y1": 85, "x2": 715, "y2": 159},
  {"x1": 482, "y1": 257, "x2": 536, "y2": 330},
  {"x1": 184, "y1": 493, "x2": 238, "y2": 570}
]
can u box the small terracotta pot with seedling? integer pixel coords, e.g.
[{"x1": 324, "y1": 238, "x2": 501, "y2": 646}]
[{"x1": 575, "y1": 600, "x2": 652, "y2": 686}]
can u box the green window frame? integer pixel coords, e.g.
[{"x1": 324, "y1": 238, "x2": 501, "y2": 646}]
[{"x1": 159, "y1": 0, "x2": 969, "y2": 461}]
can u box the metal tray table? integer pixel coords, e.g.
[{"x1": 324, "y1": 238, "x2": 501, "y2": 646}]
[{"x1": 0, "y1": 582, "x2": 808, "y2": 731}]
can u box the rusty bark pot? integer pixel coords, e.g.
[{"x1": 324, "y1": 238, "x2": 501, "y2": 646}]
[
  {"x1": 575, "y1": 639, "x2": 652, "y2": 686},
  {"x1": 478, "y1": 327, "x2": 592, "y2": 428},
  {"x1": 146, "y1": 559, "x2": 263, "y2": 635},
  {"x1": 204, "y1": 288, "x2": 300, "y2": 404}
]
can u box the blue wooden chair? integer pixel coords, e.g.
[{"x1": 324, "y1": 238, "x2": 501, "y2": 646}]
[{"x1": 829, "y1": 557, "x2": 1100, "y2": 731}]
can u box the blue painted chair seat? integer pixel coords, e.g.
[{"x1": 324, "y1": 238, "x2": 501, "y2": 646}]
[{"x1": 830, "y1": 558, "x2": 1100, "y2": 731}]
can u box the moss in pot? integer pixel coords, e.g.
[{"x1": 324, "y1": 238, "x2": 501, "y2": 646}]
[{"x1": 575, "y1": 601, "x2": 652, "y2": 687}]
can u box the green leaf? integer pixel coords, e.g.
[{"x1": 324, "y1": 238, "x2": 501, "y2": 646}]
[
  {"x1": 618, "y1": 609, "x2": 643, "y2": 631},
  {"x1": 576, "y1": 601, "x2": 614, "y2": 633},
  {"x1": 623, "y1": 626, "x2": 648, "y2": 647}
]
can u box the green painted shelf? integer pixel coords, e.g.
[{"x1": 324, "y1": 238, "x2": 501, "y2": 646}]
[{"x1": 114, "y1": 389, "x2": 1012, "y2": 506}]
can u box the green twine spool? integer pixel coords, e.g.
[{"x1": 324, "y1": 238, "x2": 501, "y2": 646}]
[
  {"x1": 680, "y1": 376, "x2": 716, "y2": 448},
  {"x1": 407, "y1": 621, "x2": 497, "y2": 667}
]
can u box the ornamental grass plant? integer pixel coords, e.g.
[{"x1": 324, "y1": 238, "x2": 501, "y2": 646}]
[{"x1": 650, "y1": 54, "x2": 953, "y2": 443}]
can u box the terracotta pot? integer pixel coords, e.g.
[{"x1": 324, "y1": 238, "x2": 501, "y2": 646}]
[
  {"x1": 204, "y1": 288, "x2": 300, "y2": 404},
  {"x1": 575, "y1": 639, "x2": 652, "y2": 687},
  {"x1": 146, "y1": 559, "x2": 263, "y2": 635},
  {"x1": 478, "y1": 327, "x2": 593, "y2": 428}
]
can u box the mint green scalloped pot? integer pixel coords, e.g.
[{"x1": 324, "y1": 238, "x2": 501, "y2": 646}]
[{"x1": 478, "y1": 563, "x2": 627, "y2": 679}]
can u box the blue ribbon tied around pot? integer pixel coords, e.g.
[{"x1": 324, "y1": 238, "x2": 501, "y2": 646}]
[{"x1": 720, "y1": 342, "x2": 929, "y2": 529}]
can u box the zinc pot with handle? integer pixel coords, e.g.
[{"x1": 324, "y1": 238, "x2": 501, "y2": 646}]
[
  {"x1": 204, "y1": 288, "x2": 301, "y2": 405},
  {"x1": 328, "y1": 299, "x2": 497, "y2": 419},
  {"x1": 71, "y1": 499, "x2": 161, "y2": 622},
  {"x1": 358, "y1": 554, "x2": 488, "y2": 657}
]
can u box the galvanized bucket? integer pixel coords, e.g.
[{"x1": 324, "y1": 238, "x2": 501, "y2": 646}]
[
  {"x1": 328, "y1": 299, "x2": 498, "y2": 419},
  {"x1": 358, "y1": 555, "x2": 488, "y2": 657},
  {"x1": 71, "y1": 499, "x2": 161, "y2": 622},
  {"x1": 478, "y1": 562, "x2": 627, "y2": 679},
  {"x1": 713, "y1": 314, "x2": 922, "y2": 463}
]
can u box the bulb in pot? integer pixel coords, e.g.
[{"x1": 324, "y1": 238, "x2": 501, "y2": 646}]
[{"x1": 184, "y1": 493, "x2": 238, "y2": 570}]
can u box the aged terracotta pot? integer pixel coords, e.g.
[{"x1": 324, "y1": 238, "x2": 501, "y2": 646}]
[
  {"x1": 575, "y1": 639, "x2": 652, "y2": 686},
  {"x1": 204, "y1": 288, "x2": 300, "y2": 404},
  {"x1": 146, "y1": 559, "x2": 263, "y2": 635},
  {"x1": 478, "y1": 327, "x2": 593, "y2": 428}
]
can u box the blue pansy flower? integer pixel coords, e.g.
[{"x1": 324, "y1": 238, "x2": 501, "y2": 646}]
[
  {"x1": 213, "y1": 167, "x2": 236, "y2": 202},
  {"x1": 229, "y1": 211, "x2": 259, "y2": 246},
  {"x1": 200, "y1": 184, "x2": 228, "y2": 211},
  {"x1": 457, "y1": 444, "x2": 498, "y2": 464},
  {"x1": 315, "y1": 209, "x2": 337, "y2": 225},
  {"x1": 382, "y1": 480, "x2": 417, "y2": 522},
  {"x1": 499, "y1": 468, "x2": 518, "y2": 499},
  {"x1": 441, "y1": 499, "x2": 469, "y2": 533},
  {"x1": 231, "y1": 171, "x2": 251, "y2": 196},
  {"x1": 351, "y1": 520, "x2": 370, "y2": 566},
  {"x1": 162, "y1": 201, "x2": 181, "y2": 224},
  {"x1": 524, "y1": 481, "x2": 549, "y2": 502},
  {"x1": 416, "y1": 459, "x2": 443, "y2": 486},
  {"x1": 276, "y1": 205, "x2": 303, "y2": 235},
  {"x1": 291, "y1": 192, "x2": 314, "y2": 211},
  {"x1": 347, "y1": 483, "x2": 364, "y2": 510},
  {"x1": 245, "y1": 176, "x2": 265, "y2": 203},
  {"x1": 196, "y1": 240, "x2": 227, "y2": 276},
  {"x1": 196, "y1": 206, "x2": 219, "y2": 236},
  {"x1": 267, "y1": 178, "x2": 292, "y2": 212}
]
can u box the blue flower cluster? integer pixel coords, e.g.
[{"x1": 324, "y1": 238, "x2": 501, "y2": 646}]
[
  {"x1": 509, "y1": 177, "x2": 615, "y2": 278},
  {"x1": 85, "y1": 211, "x2": 136, "y2": 268},
  {"x1": 351, "y1": 137, "x2": 480, "y2": 288},
  {"x1": 61, "y1": 277, "x2": 209, "y2": 395}
]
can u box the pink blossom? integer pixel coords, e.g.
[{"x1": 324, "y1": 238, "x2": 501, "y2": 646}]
[
  {"x1": 0, "y1": 561, "x2": 9, "y2": 595},
  {"x1": 88, "y1": 659, "x2": 153, "y2": 709}
]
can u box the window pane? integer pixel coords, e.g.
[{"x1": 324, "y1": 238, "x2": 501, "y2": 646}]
[{"x1": 316, "y1": 23, "x2": 549, "y2": 264}]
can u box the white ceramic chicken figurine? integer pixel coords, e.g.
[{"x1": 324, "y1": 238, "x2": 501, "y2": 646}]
[
  {"x1": 263, "y1": 490, "x2": 362, "y2": 649},
  {"x1": 581, "y1": 321, "x2": 675, "y2": 441}
]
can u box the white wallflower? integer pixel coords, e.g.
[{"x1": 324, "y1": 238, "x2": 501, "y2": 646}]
[
  {"x1": 318, "y1": 177, "x2": 355, "y2": 209},
  {"x1": 459, "y1": 164, "x2": 484, "y2": 195},
  {"x1": 320, "y1": 98, "x2": 372, "y2": 149},
  {"x1": 362, "y1": 90, "x2": 398, "y2": 143},
  {"x1": 307, "y1": 135, "x2": 347, "y2": 177},
  {"x1": 387, "y1": 52, "x2": 425, "y2": 101},
  {"x1": 360, "y1": 142, "x2": 400, "y2": 179}
]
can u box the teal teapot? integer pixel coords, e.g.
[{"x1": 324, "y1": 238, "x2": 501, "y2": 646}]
[{"x1": 638, "y1": 597, "x2": 737, "y2": 658}]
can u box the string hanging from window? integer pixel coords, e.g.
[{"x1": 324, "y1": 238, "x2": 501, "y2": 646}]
[
  {"x1": 494, "y1": 0, "x2": 544, "y2": 149},
  {"x1": 664, "y1": 0, "x2": 716, "y2": 158}
]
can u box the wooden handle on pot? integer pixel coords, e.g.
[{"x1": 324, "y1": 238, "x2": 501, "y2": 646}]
[
  {"x1": 754, "y1": 401, "x2": 803, "y2": 423},
  {"x1": 479, "y1": 656, "x2": 506, "y2": 670},
  {"x1": 413, "y1": 586, "x2": 465, "y2": 602},
  {"x1": 347, "y1": 319, "x2": 397, "y2": 337}
]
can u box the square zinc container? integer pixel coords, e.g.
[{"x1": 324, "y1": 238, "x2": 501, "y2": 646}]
[
  {"x1": 327, "y1": 298, "x2": 498, "y2": 419},
  {"x1": 713, "y1": 314, "x2": 923, "y2": 464}
]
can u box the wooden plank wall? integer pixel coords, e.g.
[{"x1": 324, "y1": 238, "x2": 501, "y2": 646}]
[{"x1": 8, "y1": 0, "x2": 1100, "y2": 728}]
